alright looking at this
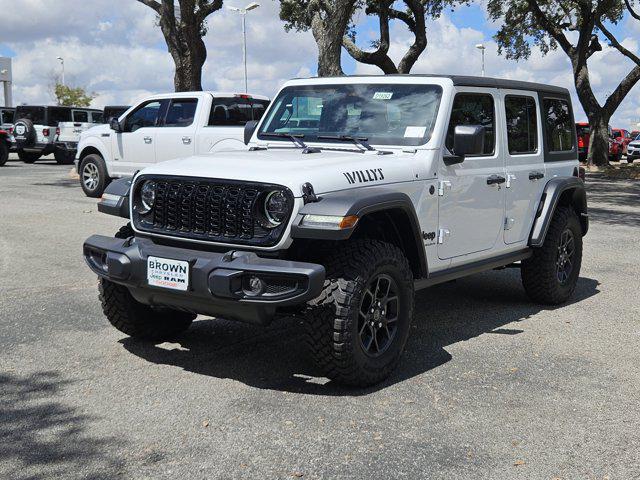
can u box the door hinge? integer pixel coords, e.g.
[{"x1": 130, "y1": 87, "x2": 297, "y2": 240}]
[
  {"x1": 438, "y1": 180, "x2": 452, "y2": 196},
  {"x1": 437, "y1": 228, "x2": 450, "y2": 244},
  {"x1": 504, "y1": 218, "x2": 515, "y2": 230}
]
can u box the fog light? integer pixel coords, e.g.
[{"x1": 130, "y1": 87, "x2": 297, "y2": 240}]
[{"x1": 243, "y1": 276, "x2": 265, "y2": 297}]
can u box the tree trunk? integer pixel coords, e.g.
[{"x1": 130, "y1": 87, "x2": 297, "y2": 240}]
[
  {"x1": 169, "y1": 36, "x2": 207, "y2": 91},
  {"x1": 587, "y1": 112, "x2": 611, "y2": 167},
  {"x1": 311, "y1": 1, "x2": 357, "y2": 77}
]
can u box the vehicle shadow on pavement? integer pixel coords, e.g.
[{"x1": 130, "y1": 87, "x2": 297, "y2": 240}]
[
  {"x1": 0, "y1": 371, "x2": 124, "y2": 479},
  {"x1": 121, "y1": 269, "x2": 600, "y2": 395}
]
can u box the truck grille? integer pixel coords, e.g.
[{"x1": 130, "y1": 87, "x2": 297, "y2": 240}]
[{"x1": 132, "y1": 176, "x2": 292, "y2": 247}]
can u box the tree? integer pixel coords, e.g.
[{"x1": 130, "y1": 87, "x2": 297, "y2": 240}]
[
  {"x1": 137, "y1": 0, "x2": 223, "y2": 91},
  {"x1": 487, "y1": 0, "x2": 640, "y2": 166},
  {"x1": 343, "y1": 0, "x2": 462, "y2": 74},
  {"x1": 54, "y1": 84, "x2": 96, "y2": 107},
  {"x1": 280, "y1": 0, "x2": 362, "y2": 76}
]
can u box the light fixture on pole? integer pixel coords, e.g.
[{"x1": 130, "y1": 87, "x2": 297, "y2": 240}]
[
  {"x1": 475, "y1": 44, "x2": 486, "y2": 77},
  {"x1": 227, "y1": 2, "x2": 260, "y2": 93},
  {"x1": 56, "y1": 56, "x2": 65, "y2": 86}
]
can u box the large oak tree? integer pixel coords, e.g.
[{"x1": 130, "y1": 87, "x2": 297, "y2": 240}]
[
  {"x1": 487, "y1": 0, "x2": 640, "y2": 166},
  {"x1": 137, "y1": 0, "x2": 223, "y2": 91}
]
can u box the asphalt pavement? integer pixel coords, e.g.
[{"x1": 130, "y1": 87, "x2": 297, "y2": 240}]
[{"x1": 1, "y1": 156, "x2": 639, "y2": 479}]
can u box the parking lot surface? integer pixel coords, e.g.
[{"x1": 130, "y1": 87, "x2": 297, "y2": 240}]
[{"x1": 1, "y1": 157, "x2": 639, "y2": 479}]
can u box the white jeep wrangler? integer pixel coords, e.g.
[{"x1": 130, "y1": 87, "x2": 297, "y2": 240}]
[
  {"x1": 84, "y1": 75, "x2": 588, "y2": 386},
  {"x1": 75, "y1": 91, "x2": 269, "y2": 197}
]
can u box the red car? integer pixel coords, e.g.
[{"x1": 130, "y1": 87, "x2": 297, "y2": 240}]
[
  {"x1": 611, "y1": 128, "x2": 633, "y2": 155},
  {"x1": 576, "y1": 122, "x2": 624, "y2": 162}
]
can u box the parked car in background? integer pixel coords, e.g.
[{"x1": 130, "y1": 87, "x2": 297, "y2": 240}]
[
  {"x1": 1, "y1": 107, "x2": 16, "y2": 162},
  {"x1": 55, "y1": 110, "x2": 105, "y2": 164},
  {"x1": 0, "y1": 126, "x2": 11, "y2": 166},
  {"x1": 75, "y1": 91, "x2": 270, "y2": 197},
  {"x1": 576, "y1": 122, "x2": 590, "y2": 162},
  {"x1": 630, "y1": 130, "x2": 640, "y2": 140},
  {"x1": 103, "y1": 105, "x2": 130, "y2": 123},
  {"x1": 627, "y1": 134, "x2": 640, "y2": 163},
  {"x1": 11, "y1": 105, "x2": 102, "y2": 164},
  {"x1": 611, "y1": 128, "x2": 633, "y2": 156},
  {"x1": 608, "y1": 125, "x2": 624, "y2": 162},
  {"x1": 1, "y1": 106, "x2": 15, "y2": 130}
]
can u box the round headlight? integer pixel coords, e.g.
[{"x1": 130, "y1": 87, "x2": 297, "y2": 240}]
[
  {"x1": 140, "y1": 180, "x2": 156, "y2": 213},
  {"x1": 263, "y1": 190, "x2": 289, "y2": 226}
]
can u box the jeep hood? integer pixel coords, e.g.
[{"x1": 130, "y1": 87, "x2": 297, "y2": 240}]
[{"x1": 137, "y1": 148, "x2": 425, "y2": 197}]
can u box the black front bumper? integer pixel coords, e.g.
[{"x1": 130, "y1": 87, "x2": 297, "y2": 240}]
[{"x1": 83, "y1": 235, "x2": 325, "y2": 325}]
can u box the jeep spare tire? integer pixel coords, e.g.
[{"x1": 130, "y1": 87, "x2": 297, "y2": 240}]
[{"x1": 13, "y1": 118, "x2": 37, "y2": 149}]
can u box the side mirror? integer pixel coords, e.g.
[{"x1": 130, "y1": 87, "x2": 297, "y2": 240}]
[
  {"x1": 244, "y1": 120, "x2": 258, "y2": 145},
  {"x1": 110, "y1": 117, "x2": 123, "y2": 132},
  {"x1": 444, "y1": 125, "x2": 485, "y2": 165}
]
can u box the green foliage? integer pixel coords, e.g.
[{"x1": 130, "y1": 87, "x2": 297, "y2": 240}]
[{"x1": 54, "y1": 84, "x2": 96, "y2": 107}]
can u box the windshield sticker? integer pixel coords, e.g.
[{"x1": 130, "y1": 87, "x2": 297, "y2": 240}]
[
  {"x1": 343, "y1": 168, "x2": 385, "y2": 185},
  {"x1": 373, "y1": 92, "x2": 393, "y2": 100},
  {"x1": 404, "y1": 126, "x2": 427, "y2": 138}
]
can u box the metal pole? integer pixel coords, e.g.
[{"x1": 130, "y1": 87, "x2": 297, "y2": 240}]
[
  {"x1": 481, "y1": 49, "x2": 485, "y2": 77},
  {"x1": 62, "y1": 60, "x2": 65, "y2": 86},
  {"x1": 242, "y1": 12, "x2": 248, "y2": 93}
]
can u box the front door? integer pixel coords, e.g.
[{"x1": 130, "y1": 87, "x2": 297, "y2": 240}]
[
  {"x1": 502, "y1": 91, "x2": 545, "y2": 244},
  {"x1": 111, "y1": 99, "x2": 165, "y2": 175},
  {"x1": 437, "y1": 89, "x2": 506, "y2": 260}
]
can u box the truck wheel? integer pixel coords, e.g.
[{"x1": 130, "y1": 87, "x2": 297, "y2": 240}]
[
  {"x1": 305, "y1": 239, "x2": 415, "y2": 387},
  {"x1": 521, "y1": 206, "x2": 583, "y2": 305},
  {"x1": 80, "y1": 154, "x2": 110, "y2": 197},
  {"x1": 18, "y1": 150, "x2": 41, "y2": 163},
  {"x1": 0, "y1": 141, "x2": 8, "y2": 166},
  {"x1": 99, "y1": 278, "x2": 195, "y2": 340},
  {"x1": 54, "y1": 148, "x2": 74, "y2": 165}
]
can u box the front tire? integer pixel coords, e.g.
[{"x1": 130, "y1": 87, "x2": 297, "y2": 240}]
[
  {"x1": 305, "y1": 240, "x2": 415, "y2": 387},
  {"x1": 99, "y1": 279, "x2": 195, "y2": 340},
  {"x1": 80, "y1": 154, "x2": 110, "y2": 197},
  {"x1": 521, "y1": 206, "x2": 583, "y2": 305},
  {"x1": 18, "y1": 150, "x2": 41, "y2": 163}
]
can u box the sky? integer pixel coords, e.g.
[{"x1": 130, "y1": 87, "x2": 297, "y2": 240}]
[{"x1": 0, "y1": 0, "x2": 639, "y2": 128}]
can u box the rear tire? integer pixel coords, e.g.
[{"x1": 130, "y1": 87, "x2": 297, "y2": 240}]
[
  {"x1": 0, "y1": 141, "x2": 8, "y2": 166},
  {"x1": 80, "y1": 154, "x2": 110, "y2": 197},
  {"x1": 305, "y1": 239, "x2": 415, "y2": 387},
  {"x1": 521, "y1": 206, "x2": 583, "y2": 305},
  {"x1": 99, "y1": 279, "x2": 195, "y2": 340},
  {"x1": 18, "y1": 150, "x2": 41, "y2": 163}
]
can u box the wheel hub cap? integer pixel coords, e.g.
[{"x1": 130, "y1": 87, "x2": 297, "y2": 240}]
[
  {"x1": 358, "y1": 274, "x2": 399, "y2": 358},
  {"x1": 556, "y1": 228, "x2": 575, "y2": 285}
]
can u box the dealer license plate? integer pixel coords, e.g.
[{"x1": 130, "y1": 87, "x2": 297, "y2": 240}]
[{"x1": 147, "y1": 256, "x2": 189, "y2": 291}]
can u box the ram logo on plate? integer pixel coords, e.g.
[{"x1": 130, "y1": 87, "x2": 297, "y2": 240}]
[{"x1": 147, "y1": 256, "x2": 189, "y2": 291}]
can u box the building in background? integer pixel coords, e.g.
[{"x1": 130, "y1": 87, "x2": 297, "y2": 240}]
[{"x1": 0, "y1": 57, "x2": 13, "y2": 107}]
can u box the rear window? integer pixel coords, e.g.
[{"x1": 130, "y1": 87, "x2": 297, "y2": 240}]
[
  {"x1": 1, "y1": 109, "x2": 14, "y2": 124},
  {"x1": 73, "y1": 111, "x2": 88, "y2": 122},
  {"x1": 48, "y1": 107, "x2": 72, "y2": 125},
  {"x1": 576, "y1": 125, "x2": 590, "y2": 136},
  {"x1": 16, "y1": 106, "x2": 46, "y2": 125},
  {"x1": 208, "y1": 97, "x2": 268, "y2": 126},
  {"x1": 91, "y1": 112, "x2": 104, "y2": 123}
]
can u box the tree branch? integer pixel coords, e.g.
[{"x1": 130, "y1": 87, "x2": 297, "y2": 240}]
[
  {"x1": 597, "y1": 19, "x2": 640, "y2": 66},
  {"x1": 198, "y1": 0, "x2": 224, "y2": 21},
  {"x1": 625, "y1": 0, "x2": 640, "y2": 20},
  {"x1": 136, "y1": 0, "x2": 162, "y2": 13},
  {"x1": 526, "y1": 0, "x2": 574, "y2": 55}
]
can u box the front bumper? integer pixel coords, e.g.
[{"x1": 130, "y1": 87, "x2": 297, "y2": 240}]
[{"x1": 83, "y1": 235, "x2": 325, "y2": 325}]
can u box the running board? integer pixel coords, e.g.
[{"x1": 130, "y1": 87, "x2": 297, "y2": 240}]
[{"x1": 414, "y1": 249, "x2": 533, "y2": 291}]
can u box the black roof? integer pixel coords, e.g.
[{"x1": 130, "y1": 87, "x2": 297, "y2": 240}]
[
  {"x1": 298, "y1": 74, "x2": 571, "y2": 95},
  {"x1": 16, "y1": 105, "x2": 102, "y2": 112}
]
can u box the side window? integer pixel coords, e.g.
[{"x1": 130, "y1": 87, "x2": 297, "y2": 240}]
[
  {"x1": 124, "y1": 101, "x2": 163, "y2": 132},
  {"x1": 73, "y1": 111, "x2": 88, "y2": 122},
  {"x1": 208, "y1": 98, "x2": 253, "y2": 126},
  {"x1": 48, "y1": 108, "x2": 72, "y2": 126},
  {"x1": 544, "y1": 99, "x2": 574, "y2": 152},
  {"x1": 446, "y1": 93, "x2": 495, "y2": 156},
  {"x1": 91, "y1": 112, "x2": 104, "y2": 123},
  {"x1": 251, "y1": 100, "x2": 270, "y2": 121},
  {"x1": 505, "y1": 95, "x2": 538, "y2": 155},
  {"x1": 163, "y1": 98, "x2": 198, "y2": 127}
]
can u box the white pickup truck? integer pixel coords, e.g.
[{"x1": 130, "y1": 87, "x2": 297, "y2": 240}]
[{"x1": 75, "y1": 91, "x2": 270, "y2": 197}]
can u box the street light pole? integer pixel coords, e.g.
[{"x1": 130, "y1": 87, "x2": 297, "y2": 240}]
[
  {"x1": 228, "y1": 3, "x2": 260, "y2": 93},
  {"x1": 475, "y1": 44, "x2": 486, "y2": 77},
  {"x1": 56, "y1": 56, "x2": 65, "y2": 86}
]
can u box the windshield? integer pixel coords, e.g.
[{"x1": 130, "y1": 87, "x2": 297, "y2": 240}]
[{"x1": 258, "y1": 83, "x2": 443, "y2": 147}]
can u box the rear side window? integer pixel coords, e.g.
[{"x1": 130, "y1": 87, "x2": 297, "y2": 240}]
[
  {"x1": 73, "y1": 111, "x2": 88, "y2": 122},
  {"x1": 208, "y1": 97, "x2": 267, "y2": 126},
  {"x1": 49, "y1": 108, "x2": 72, "y2": 126},
  {"x1": 446, "y1": 93, "x2": 495, "y2": 156},
  {"x1": 91, "y1": 112, "x2": 104, "y2": 123},
  {"x1": 544, "y1": 99, "x2": 574, "y2": 152},
  {"x1": 164, "y1": 98, "x2": 197, "y2": 127},
  {"x1": 505, "y1": 95, "x2": 538, "y2": 154}
]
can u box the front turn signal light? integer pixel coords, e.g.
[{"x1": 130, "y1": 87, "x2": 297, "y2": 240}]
[{"x1": 301, "y1": 214, "x2": 359, "y2": 230}]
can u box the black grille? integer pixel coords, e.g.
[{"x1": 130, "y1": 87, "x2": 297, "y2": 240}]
[{"x1": 133, "y1": 176, "x2": 292, "y2": 247}]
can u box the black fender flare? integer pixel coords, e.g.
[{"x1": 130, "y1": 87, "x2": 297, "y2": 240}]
[
  {"x1": 529, "y1": 176, "x2": 588, "y2": 247},
  {"x1": 291, "y1": 187, "x2": 428, "y2": 277},
  {"x1": 97, "y1": 177, "x2": 132, "y2": 218}
]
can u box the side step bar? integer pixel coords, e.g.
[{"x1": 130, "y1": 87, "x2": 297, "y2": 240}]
[{"x1": 414, "y1": 249, "x2": 532, "y2": 291}]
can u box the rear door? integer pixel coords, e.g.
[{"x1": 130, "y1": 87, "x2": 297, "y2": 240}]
[
  {"x1": 437, "y1": 89, "x2": 506, "y2": 260},
  {"x1": 501, "y1": 91, "x2": 545, "y2": 245},
  {"x1": 154, "y1": 97, "x2": 198, "y2": 163},
  {"x1": 111, "y1": 99, "x2": 167, "y2": 175}
]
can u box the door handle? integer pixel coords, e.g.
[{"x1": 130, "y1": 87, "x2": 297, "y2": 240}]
[
  {"x1": 182, "y1": 136, "x2": 192, "y2": 145},
  {"x1": 143, "y1": 136, "x2": 152, "y2": 144},
  {"x1": 529, "y1": 171, "x2": 545, "y2": 180},
  {"x1": 487, "y1": 174, "x2": 506, "y2": 185}
]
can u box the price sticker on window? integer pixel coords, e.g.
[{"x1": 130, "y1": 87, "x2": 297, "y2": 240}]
[
  {"x1": 373, "y1": 92, "x2": 393, "y2": 100},
  {"x1": 404, "y1": 126, "x2": 427, "y2": 138}
]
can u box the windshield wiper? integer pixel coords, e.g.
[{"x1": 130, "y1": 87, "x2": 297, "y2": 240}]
[
  {"x1": 260, "y1": 132, "x2": 320, "y2": 153},
  {"x1": 317, "y1": 135, "x2": 376, "y2": 151}
]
